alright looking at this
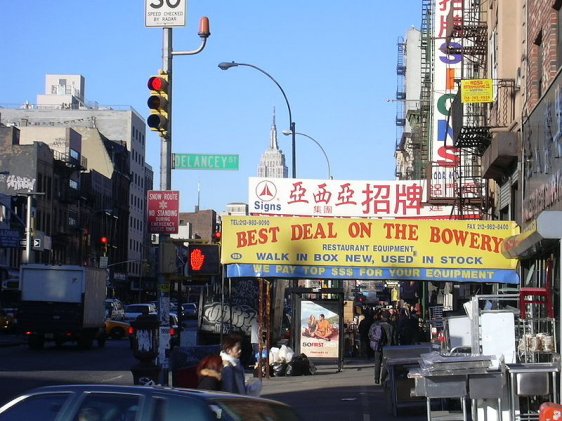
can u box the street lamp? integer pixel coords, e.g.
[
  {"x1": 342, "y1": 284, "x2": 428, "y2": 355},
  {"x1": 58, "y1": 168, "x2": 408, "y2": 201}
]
[
  {"x1": 282, "y1": 130, "x2": 332, "y2": 180},
  {"x1": 218, "y1": 61, "x2": 297, "y2": 178}
]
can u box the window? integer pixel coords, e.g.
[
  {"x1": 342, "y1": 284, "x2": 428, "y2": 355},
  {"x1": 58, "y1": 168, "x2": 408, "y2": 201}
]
[
  {"x1": 73, "y1": 393, "x2": 141, "y2": 421},
  {"x1": 0, "y1": 393, "x2": 71, "y2": 421}
]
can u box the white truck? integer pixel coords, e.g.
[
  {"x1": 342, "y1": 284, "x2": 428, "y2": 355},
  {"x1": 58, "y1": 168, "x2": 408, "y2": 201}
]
[{"x1": 17, "y1": 264, "x2": 107, "y2": 349}]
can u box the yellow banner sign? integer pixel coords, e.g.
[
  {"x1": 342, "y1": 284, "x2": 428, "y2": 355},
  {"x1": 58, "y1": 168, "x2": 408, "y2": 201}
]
[
  {"x1": 461, "y1": 79, "x2": 494, "y2": 103},
  {"x1": 221, "y1": 216, "x2": 519, "y2": 270}
]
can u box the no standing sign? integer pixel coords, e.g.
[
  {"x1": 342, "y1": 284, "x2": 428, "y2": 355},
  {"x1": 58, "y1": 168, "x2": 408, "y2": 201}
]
[
  {"x1": 145, "y1": 0, "x2": 187, "y2": 28},
  {"x1": 147, "y1": 190, "x2": 180, "y2": 234}
]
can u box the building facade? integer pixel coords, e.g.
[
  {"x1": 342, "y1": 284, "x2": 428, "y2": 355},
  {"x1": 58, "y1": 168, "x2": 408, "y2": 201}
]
[
  {"x1": 0, "y1": 75, "x2": 153, "y2": 292},
  {"x1": 0, "y1": 74, "x2": 152, "y2": 284}
]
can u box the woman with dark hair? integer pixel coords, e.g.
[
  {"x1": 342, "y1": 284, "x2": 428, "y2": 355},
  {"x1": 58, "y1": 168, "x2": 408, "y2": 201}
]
[
  {"x1": 220, "y1": 334, "x2": 247, "y2": 394},
  {"x1": 220, "y1": 333, "x2": 262, "y2": 395},
  {"x1": 196, "y1": 354, "x2": 223, "y2": 391}
]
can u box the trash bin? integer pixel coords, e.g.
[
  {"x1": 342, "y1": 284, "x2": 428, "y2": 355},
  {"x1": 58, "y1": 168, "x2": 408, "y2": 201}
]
[{"x1": 130, "y1": 314, "x2": 161, "y2": 385}]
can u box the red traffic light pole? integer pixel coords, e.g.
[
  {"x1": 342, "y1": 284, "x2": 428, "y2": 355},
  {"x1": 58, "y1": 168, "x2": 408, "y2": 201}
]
[{"x1": 154, "y1": 17, "x2": 210, "y2": 386}]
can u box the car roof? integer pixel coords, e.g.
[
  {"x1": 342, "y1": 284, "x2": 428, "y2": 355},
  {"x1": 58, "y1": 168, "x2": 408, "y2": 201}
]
[{"x1": 22, "y1": 384, "x2": 288, "y2": 405}]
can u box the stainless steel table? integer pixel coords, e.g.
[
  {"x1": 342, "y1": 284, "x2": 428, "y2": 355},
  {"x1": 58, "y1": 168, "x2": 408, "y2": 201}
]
[{"x1": 506, "y1": 362, "x2": 559, "y2": 420}]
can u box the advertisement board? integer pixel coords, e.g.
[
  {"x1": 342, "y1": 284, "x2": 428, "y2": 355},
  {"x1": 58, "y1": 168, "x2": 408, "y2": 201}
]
[
  {"x1": 248, "y1": 177, "x2": 460, "y2": 219},
  {"x1": 221, "y1": 216, "x2": 520, "y2": 283},
  {"x1": 299, "y1": 301, "x2": 339, "y2": 359}
]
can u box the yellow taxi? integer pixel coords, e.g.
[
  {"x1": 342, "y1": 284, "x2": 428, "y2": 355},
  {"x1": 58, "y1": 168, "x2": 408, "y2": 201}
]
[{"x1": 104, "y1": 319, "x2": 131, "y2": 339}]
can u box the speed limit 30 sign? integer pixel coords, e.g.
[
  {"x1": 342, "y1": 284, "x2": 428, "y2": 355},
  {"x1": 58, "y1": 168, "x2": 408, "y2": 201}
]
[{"x1": 145, "y1": 0, "x2": 187, "y2": 28}]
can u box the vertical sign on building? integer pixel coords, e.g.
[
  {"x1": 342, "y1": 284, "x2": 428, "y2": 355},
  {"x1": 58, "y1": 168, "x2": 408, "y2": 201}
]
[
  {"x1": 145, "y1": 0, "x2": 187, "y2": 28},
  {"x1": 147, "y1": 190, "x2": 180, "y2": 234},
  {"x1": 431, "y1": 1, "x2": 463, "y2": 200}
]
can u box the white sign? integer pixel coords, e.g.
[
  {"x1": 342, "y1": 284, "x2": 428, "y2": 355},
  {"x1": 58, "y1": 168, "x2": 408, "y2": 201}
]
[
  {"x1": 248, "y1": 177, "x2": 467, "y2": 219},
  {"x1": 99, "y1": 256, "x2": 109, "y2": 269},
  {"x1": 145, "y1": 0, "x2": 187, "y2": 28}
]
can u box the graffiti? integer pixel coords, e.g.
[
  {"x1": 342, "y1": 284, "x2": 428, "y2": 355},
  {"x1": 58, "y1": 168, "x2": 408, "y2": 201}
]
[
  {"x1": 200, "y1": 302, "x2": 257, "y2": 335},
  {"x1": 5, "y1": 175, "x2": 36, "y2": 192},
  {"x1": 230, "y1": 279, "x2": 259, "y2": 307}
]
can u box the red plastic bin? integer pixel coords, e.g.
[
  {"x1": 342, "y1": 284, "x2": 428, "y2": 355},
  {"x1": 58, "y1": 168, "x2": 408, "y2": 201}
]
[{"x1": 539, "y1": 402, "x2": 562, "y2": 421}]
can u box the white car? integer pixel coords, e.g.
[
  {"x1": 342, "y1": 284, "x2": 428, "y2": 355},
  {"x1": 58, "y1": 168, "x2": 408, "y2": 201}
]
[{"x1": 124, "y1": 303, "x2": 157, "y2": 322}]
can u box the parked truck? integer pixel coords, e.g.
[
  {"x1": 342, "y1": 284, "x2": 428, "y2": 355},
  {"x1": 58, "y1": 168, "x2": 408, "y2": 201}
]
[{"x1": 17, "y1": 264, "x2": 107, "y2": 349}]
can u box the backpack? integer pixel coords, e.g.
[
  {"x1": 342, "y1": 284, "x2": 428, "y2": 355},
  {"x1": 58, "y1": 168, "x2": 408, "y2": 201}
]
[{"x1": 369, "y1": 323, "x2": 387, "y2": 352}]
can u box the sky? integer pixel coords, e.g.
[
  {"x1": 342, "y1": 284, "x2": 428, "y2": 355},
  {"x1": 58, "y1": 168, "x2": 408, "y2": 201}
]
[{"x1": 0, "y1": 1, "x2": 422, "y2": 213}]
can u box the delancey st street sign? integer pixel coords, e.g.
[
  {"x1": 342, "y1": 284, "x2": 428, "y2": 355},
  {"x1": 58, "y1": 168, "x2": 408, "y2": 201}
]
[{"x1": 173, "y1": 154, "x2": 239, "y2": 170}]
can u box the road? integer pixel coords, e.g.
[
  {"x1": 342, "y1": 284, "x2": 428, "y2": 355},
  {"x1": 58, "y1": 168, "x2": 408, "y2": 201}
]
[
  {"x1": 0, "y1": 333, "x2": 427, "y2": 420},
  {"x1": 0, "y1": 335, "x2": 136, "y2": 406}
]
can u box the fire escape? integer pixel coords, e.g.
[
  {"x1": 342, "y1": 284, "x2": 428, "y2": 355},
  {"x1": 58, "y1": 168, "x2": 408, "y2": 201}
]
[
  {"x1": 415, "y1": 0, "x2": 433, "y2": 181},
  {"x1": 395, "y1": 36, "x2": 408, "y2": 179},
  {"x1": 444, "y1": 1, "x2": 517, "y2": 220}
]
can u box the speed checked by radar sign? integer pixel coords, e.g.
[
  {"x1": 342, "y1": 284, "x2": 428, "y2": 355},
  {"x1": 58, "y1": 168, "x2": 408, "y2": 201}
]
[{"x1": 145, "y1": 0, "x2": 187, "y2": 28}]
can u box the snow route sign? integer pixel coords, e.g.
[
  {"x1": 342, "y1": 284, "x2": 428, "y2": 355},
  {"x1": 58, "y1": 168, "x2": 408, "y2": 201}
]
[{"x1": 148, "y1": 190, "x2": 180, "y2": 234}]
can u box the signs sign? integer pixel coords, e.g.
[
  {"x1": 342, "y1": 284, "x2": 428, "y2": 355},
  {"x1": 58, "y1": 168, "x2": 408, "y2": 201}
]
[
  {"x1": 461, "y1": 79, "x2": 494, "y2": 103},
  {"x1": 0, "y1": 229, "x2": 21, "y2": 248},
  {"x1": 147, "y1": 190, "x2": 179, "y2": 234},
  {"x1": 221, "y1": 216, "x2": 520, "y2": 283},
  {"x1": 145, "y1": 0, "x2": 187, "y2": 28},
  {"x1": 248, "y1": 177, "x2": 465, "y2": 219}
]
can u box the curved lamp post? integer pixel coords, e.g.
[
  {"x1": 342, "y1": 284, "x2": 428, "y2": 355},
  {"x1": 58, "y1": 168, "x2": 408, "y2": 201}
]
[
  {"x1": 282, "y1": 130, "x2": 332, "y2": 180},
  {"x1": 218, "y1": 61, "x2": 297, "y2": 178}
]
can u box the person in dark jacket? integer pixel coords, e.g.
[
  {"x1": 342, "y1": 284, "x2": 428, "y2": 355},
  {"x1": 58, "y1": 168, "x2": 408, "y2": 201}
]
[
  {"x1": 220, "y1": 334, "x2": 248, "y2": 394},
  {"x1": 196, "y1": 354, "x2": 223, "y2": 391},
  {"x1": 358, "y1": 310, "x2": 374, "y2": 359}
]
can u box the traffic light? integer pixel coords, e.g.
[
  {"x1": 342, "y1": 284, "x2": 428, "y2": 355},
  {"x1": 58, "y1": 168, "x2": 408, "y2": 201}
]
[
  {"x1": 100, "y1": 236, "x2": 109, "y2": 255},
  {"x1": 187, "y1": 244, "x2": 220, "y2": 275},
  {"x1": 147, "y1": 72, "x2": 169, "y2": 138}
]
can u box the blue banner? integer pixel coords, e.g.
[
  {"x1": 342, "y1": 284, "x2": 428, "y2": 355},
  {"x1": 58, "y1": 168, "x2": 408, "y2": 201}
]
[{"x1": 226, "y1": 264, "x2": 519, "y2": 284}]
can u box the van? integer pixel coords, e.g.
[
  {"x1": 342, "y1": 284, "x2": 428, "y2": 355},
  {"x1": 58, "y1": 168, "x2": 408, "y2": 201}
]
[{"x1": 105, "y1": 299, "x2": 125, "y2": 321}]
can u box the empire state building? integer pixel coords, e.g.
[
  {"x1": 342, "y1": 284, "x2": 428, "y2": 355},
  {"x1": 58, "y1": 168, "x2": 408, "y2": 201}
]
[{"x1": 257, "y1": 109, "x2": 288, "y2": 178}]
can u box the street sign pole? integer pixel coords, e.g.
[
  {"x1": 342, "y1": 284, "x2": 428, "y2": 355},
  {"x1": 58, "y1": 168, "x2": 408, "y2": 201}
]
[
  {"x1": 148, "y1": 5, "x2": 210, "y2": 385},
  {"x1": 156, "y1": 25, "x2": 173, "y2": 386}
]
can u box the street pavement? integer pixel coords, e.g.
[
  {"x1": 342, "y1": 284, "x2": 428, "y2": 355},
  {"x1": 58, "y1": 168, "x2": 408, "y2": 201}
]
[
  {"x1": 0, "y1": 333, "x2": 22, "y2": 347},
  {"x1": 259, "y1": 359, "x2": 427, "y2": 420},
  {"x1": 0, "y1": 334, "x2": 427, "y2": 419}
]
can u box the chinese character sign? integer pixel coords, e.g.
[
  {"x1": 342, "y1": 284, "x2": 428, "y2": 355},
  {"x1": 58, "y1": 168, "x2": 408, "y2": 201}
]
[{"x1": 249, "y1": 177, "x2": 457, "y2": 218}]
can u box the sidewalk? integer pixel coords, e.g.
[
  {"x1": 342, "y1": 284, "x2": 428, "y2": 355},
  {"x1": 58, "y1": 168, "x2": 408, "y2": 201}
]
[{"x1": 259, "y1": 358, "x2": 427, "y2": 420}]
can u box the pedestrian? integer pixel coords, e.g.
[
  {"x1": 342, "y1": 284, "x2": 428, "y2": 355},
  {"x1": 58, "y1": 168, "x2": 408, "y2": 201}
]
[
  {"x1": 379, "y1": 310, "x2": 397, "y2": 384},
  {"x1": 220, "y1": 333, "x2": 262, "y2": 396},
  {"x1": 250, "y1": 317, "x2": 260, "y2": 366},
  {"x1": 398, "y1": 307, "x2": 418, "y2": 345},
  {"x1": 196, "y1": 354, "x2": 223, "y2": 391},
  {"x1": 358, "y1": 309, "x2": 374, "y2": 359},
  {"x1": 220, "y1": 334, "x2": 246, "y2": 394}
]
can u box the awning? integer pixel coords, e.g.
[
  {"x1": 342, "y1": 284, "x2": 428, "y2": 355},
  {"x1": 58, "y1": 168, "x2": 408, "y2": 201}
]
[{"x1": 501, "y1": 211, "x2": 562, "y2": 259}]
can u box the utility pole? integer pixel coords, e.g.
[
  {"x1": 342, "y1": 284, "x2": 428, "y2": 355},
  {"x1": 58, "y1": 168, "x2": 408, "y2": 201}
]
[{"x1": 150, "y1": 15, "x2": 210, "y2": 385}]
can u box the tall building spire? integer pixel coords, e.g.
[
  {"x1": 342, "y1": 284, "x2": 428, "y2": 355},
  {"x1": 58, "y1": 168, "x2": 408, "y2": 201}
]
[
  {"x1": 270, "y1": 107, "x2": 279, "y2": 150},
  {"x1": 257, "y1": 107, "x2": 288, "y2": 178}
]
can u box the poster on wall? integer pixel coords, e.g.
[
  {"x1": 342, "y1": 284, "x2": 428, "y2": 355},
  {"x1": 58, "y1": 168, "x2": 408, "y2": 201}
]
[{"x1": 300, "y1": 300, "x2": 339, "y2": 359}]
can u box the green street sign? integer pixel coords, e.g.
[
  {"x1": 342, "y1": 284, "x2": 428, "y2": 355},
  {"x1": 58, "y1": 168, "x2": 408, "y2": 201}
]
[{"x1": 173, "y1": 154, "x2": 239, "y2": 170}]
